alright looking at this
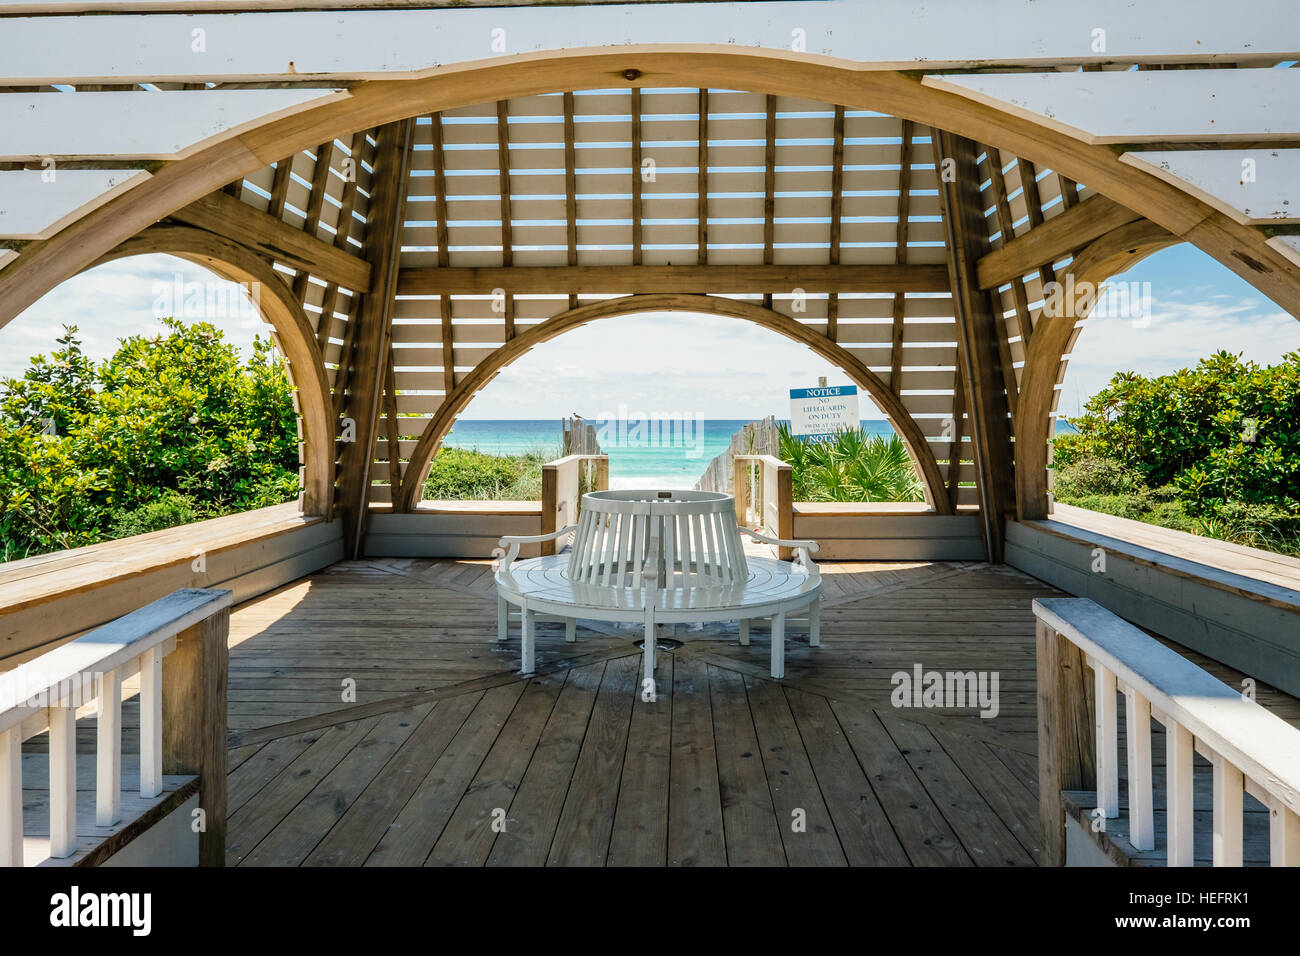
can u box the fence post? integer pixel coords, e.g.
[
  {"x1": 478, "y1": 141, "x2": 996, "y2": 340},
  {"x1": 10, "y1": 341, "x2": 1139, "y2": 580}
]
[
  {"x1": 595, "y1": 456, "x2": 609, "y2": 492},
  {"x1": 541, "y1": 462, "x2": 559, "y2": 556},
  {"x1": 162, "y1": 600, "x2": 230, "y2": 867},
  {"x1": 1036, "y1": 618, "x2": 1096, "y2": 866},
  {"x1": 776, "y1": 461, "x2": 793, "y2": 561},
  {"x1": 733, "y1": 456, "x2": 747, "y2": 525}
]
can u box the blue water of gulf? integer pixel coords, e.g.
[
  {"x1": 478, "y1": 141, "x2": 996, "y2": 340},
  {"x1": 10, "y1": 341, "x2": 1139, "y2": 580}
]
[{"x1": 443, "y1": 418, "x2": 1078, "y2": 489}]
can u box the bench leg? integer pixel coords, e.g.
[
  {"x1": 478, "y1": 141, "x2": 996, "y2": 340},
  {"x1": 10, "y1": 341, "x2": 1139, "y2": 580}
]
[
  {"x1": 808, "y1": 599, "x2": 821, "y2": 648},
  {"x1": 738, "y1": 619, "x2": 750, "y2": 646},
  {"x1": 565, "y1": 618, "x2": 577, "y2": 643},
  {"x1": 521, "y1": 609, "x2": 536, "y2": 674},
  {"x1": 643, "y1": 609, "x2": 657, "y2": 683},
  {"x1": 497, "y1": 597, "x2": 509, "y2": 642},
  {"x1": 770, "y1": 610, "x2": 785, "y2": 680}
]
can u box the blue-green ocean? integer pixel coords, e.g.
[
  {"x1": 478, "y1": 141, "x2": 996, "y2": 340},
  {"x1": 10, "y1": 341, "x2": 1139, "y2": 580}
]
[{"x1": 443, "y1": 419, "x2": 1077, "y2": 489}]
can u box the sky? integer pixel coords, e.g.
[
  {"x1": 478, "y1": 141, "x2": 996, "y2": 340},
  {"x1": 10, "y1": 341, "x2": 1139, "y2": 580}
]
[{"x1": 2, "y1": 244, "x2": 1296, "y2": 422}]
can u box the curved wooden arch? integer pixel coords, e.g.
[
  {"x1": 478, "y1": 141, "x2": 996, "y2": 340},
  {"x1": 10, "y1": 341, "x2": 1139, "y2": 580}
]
[
  {"x1": 394, "y1": 293, "x2": 952, "y2": 514},
  {"x1": 1015, "y1": 220, "x2": 1182, "y2": 520},
  {"x1": 93, "y1": 225, "x2": 336, "y2": 516},
  {"x1": 4, "y1": 49, "x2": 1300, "y2": 333}
]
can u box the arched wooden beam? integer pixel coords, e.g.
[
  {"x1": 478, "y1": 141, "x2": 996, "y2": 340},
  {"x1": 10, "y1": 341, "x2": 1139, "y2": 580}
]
[
  {"x1": 393, "y1": 293, "x2": 953, "y2": 514},
  {"x1": 3, "y1": 51, "x2": 1300, "y2": 331},
  {"x1": 93, "y1": 225, "x2": 336, "y2": 517},
  {"x1": 1015, "y1": 220, "x2": 1181, "y2": 520}
]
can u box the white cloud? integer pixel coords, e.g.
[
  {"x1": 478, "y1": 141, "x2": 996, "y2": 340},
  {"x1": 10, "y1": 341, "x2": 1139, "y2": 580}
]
[
  {"x1": 0, "y1": 254, "x2": 261, "y2": 379},
  {"x1": 1057, "y1": 293, "x2": 1300, "y2": 418}
]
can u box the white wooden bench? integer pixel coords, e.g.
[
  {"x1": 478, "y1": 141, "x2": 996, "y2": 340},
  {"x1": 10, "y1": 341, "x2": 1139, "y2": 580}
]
[{"x1": 494, "y1": 490, "x2": 821, "y2": 682}]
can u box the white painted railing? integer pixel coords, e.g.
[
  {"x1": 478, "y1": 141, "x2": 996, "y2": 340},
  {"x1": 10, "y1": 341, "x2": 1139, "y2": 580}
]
[
  {"x1": 0, "y1": 588, "x2": 231, "y2": 867},
  {"x1": 1034, "y1": 597, "x2": 1300, "y2": 867}
]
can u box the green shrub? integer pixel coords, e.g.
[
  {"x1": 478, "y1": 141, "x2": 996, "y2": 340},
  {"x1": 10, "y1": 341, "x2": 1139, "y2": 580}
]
[
  {"x1": 778, "y1": 423, "x2": 925, "y2": 503},
  {"x1": 0, "y1": 320, "x2": 301, "y2": 560},
  {"x1": 423, "y1": 447, "x2": 546, "y2": 500},
  {"x1": 1053, "y1": 351, "x2": 1300, "y2": 558},
  {"x1": 109, "y1": 491, "x2": 201, "y2": 539}
]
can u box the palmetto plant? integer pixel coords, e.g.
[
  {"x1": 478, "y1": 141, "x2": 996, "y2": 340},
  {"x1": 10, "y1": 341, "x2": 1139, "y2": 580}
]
[{"x1": 778, "y1": 423, "x2": 924, "y2": 503}]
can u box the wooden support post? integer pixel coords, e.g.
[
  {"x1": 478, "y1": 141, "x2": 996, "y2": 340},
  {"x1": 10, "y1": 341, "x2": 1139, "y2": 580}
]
[
  {"x1": 595, "y1": 456, "x2": 610, "y2": 491},
  {"x1": 162, "y1": 603, "x2": 230, "y2": 867},
  {"x1": 1036, "y1": 621, "x2": 1096, "y2": 866},
  {"x1": 826, "y1": 104, "x2": 844, "y2": 342},
  {"x1": 540, "y1": 462, "x2": 559, "y2": 557},
  {"x1": 775, "y1": 461, "x2": 793, "y2": 562},
  {"x1": 336, "y1": 119, "x2": 414, "y2": 546},
  {"x1": 697, "y1": 89, "x2": 709, "y2": 267},
  {"x1": 496, "y1": 99, "x2": 515, "y2": 341},
  {"x1": 431, "y1": 112, "x2": 456, "y2": 397},
  {"x1": 565, "y1": 91, "x2": 579, "y2": 309},
  {"x1": 631, "y1": 88, "x2": 643, "y2": 267},
  {"x1": 762, "y1": 94, "x2": 776, "y2": 310},
  {"x1": 889, "y1": 119, "x2": 913, "y2": 394},
  {"x1": 934, "y1": 130, "x2": 1015, "y2": 560}
]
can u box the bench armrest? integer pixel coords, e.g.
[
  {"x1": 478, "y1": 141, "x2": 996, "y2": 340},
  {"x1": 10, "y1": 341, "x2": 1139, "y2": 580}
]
[
  {"x1": 738, "y1": 527, "x2": 820, "y2": 576},
  {"x1": 494, "y1": 524, "x2": 578, "y2": 576}
]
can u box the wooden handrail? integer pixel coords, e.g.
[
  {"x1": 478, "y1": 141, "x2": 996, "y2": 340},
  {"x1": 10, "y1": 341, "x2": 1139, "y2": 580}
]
[
  {"x1": 0, "y1": 588, "x2": 231, "y2": 867},
  {"x1": 540, "y1": 453, "x2": 609, "y2": 556},
  {"x1": 1034, "y1": 597, "x2": 1300, "y2": 867}
]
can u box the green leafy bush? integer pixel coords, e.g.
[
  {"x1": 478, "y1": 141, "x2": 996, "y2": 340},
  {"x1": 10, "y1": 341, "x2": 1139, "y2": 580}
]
[
  {"x1": 423, "y1": 447, "x2": 548, "y2": 500},
  {"x1": 108, "y1": 491, "x2": 201, "y2": 539},
  {"x1": 778, "y1": 423, "x2": 925, "y2": 503},
  {"x1": 0, "y1": 320, "x2": 301, "y2": 560},
  {"x1": 1053, "y1": 350, "x2": 1300, "y2": 557}
]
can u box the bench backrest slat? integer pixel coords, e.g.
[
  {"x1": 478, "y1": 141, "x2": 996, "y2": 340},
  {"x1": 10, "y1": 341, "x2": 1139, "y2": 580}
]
[{"x1": 566, "y1": 491, "x2": 747, "y2": 589}]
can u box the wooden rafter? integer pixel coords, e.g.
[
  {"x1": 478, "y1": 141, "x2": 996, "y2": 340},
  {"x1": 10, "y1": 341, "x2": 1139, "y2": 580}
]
[
  {"x1": 935, "y1": 128, "x2": 1014, "y2": 560},
  {"x1": 630, "y1": 88, "x2": 642, "y2": 267},
  {"x1": 496, "y1": 98, "x2": 514, "y2": 340},
  {"x1": 267, "y1": 153, "x2": 293, "y2": 220},
  {"x1": 564, "y1": 90, "x2": 578, "y2": 308},
  {"x1": 430, "y1": 111, "x2": 455, "y2": 397},
  {"x1": 977, "y1": 193, "x2": 1141, "y2": 291},
  {"x1": 888, "y1": 119, "x2": 913, "y2": 394},
  {"x1": 397, "y1": 263, "x2": 949, "y2": 295},
  {"x1": 762, "y1": 93, "x2": 776, "y2": 309},
  {"x1": 336, "y1": 118, "x2": 414, "y2": 550},
  {"x1": 1016, "y1": 156, "x2": 1058, "y2": 338},
  {"x1": 316, "y1": 131, "x2": 366, "y2": 356},
  {"x1": 979, "y1": 144, "x2": 1025, "y2": 420},
  {"x1": 290, "y1": 138, "x2": 336, "y2": 312},
  {"x1": 826, "y1": 104, "x2": 845, "y2": 342},
  {"x1": 171, "y1": 189, "x2": 370, "y2": 293},
  {"x1": 945, "y1": 364, "x2": 967, "y2": 510},
  {"x1": 697, "y1": 88, "x2": 708, "y2": 266}
]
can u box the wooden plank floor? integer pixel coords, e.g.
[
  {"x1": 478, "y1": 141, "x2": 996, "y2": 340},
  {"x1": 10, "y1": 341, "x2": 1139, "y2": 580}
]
[{"x1": 215, "y1": 557, "x2": 1300, "y2": 866}]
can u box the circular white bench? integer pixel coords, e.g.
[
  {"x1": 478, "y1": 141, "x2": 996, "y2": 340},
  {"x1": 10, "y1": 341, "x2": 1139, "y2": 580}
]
[{"x1": 494, "y1": 489, "x2": 821, "y2": 681}]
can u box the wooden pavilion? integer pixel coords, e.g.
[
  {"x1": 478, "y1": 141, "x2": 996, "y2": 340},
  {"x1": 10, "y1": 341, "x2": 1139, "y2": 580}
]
[{"x1": 1, "y1": 0, "x2": 1299, "y2": 869}]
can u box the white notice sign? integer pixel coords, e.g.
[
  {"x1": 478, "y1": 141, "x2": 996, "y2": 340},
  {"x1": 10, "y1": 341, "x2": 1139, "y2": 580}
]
[{"x1": 789, "y1": 385, "x2": 859, "y2": 437}]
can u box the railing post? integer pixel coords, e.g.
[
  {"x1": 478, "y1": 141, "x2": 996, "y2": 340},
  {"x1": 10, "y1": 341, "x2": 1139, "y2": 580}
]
[
  {"x1": 540, "y1": 462, "x2": 559, "y2": 556},
  {"x1": 775, "y1": 460, "x2": 793, "y2": 561},
  {"x1": 1036, "y1": 619, "x2": 1096, "y2": 866},
  {"x1": 595, "y1": 456, "x2": 609, "y2": 492},
  {"x1": 162, "y1": 602, "x2": 230, "y2": 867},
  {"x1": 732, "y1": 456, "x2": 747, "y2": 525}
]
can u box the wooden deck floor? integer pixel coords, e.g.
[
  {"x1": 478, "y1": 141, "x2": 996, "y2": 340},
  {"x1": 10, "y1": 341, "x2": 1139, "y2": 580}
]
[
  {"x1": 211, "y1": 558, "x2": 1300, "y2": 866},
  {"x1": 12, "y1": 555, "x2": 1298, "y2": 867},
  {"x1": 219, "y1": 559, "x2": 1044, "y2": 866}
]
